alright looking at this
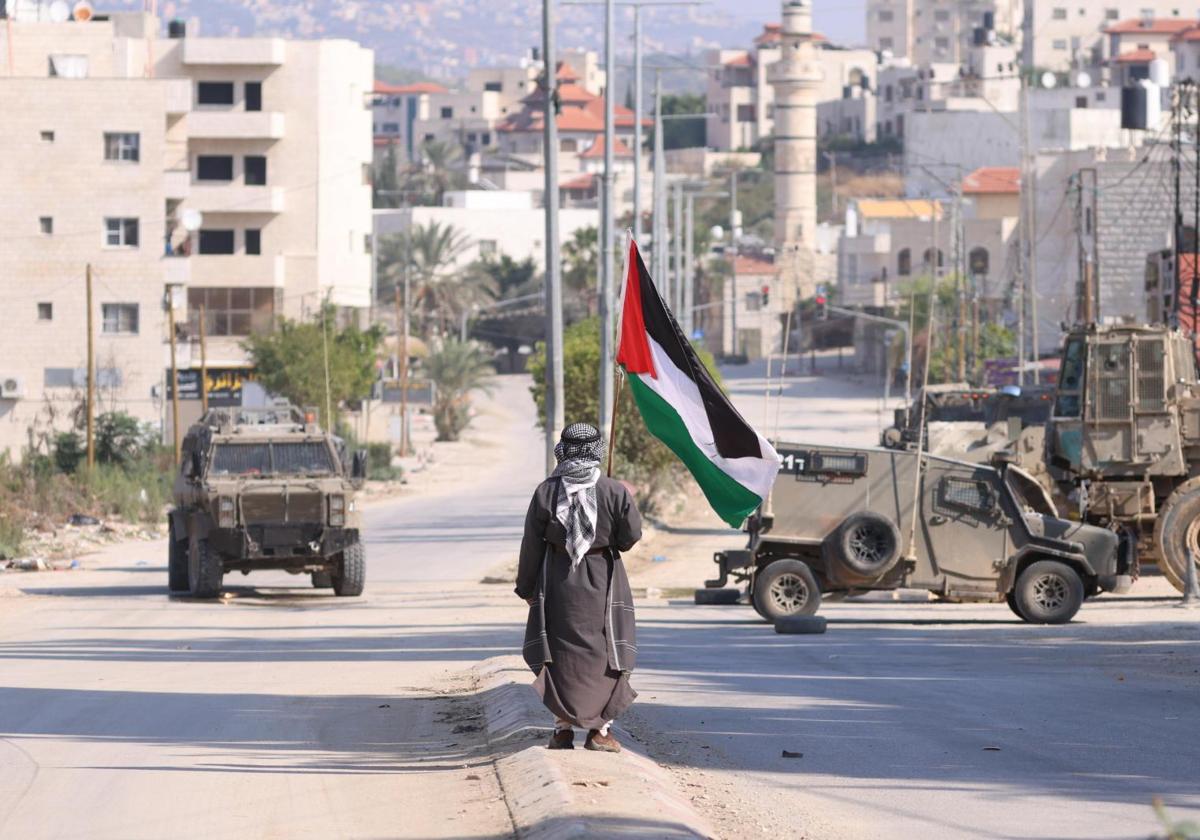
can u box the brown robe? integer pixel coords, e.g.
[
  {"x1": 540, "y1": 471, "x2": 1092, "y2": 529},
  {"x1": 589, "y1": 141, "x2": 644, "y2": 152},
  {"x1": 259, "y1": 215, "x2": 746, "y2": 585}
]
[{"x1": 516, "y1": 475, "x2": 642, "y2": 729}]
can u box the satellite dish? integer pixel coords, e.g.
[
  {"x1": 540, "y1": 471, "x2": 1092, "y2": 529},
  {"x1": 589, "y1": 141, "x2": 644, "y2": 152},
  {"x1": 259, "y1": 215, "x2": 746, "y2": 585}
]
[
  {"x1": 1040, "y1": 71, "x2": 1057, "y2": 89},
  {"x1": 180, "y1": 209, "x2": 203, "y2": 231},
  {"x1": 1075, "y1": 71, "x2": 1092, "y2": 88},
  {"x1": 72, "y1": 0, "x2": 93, "y2": 21},
  {"x1": 49, "y1": 1, "x2": 70, "y2": 22},
  {"x1": 710, "y1": 224, "x2": 724, "y2": 241}
]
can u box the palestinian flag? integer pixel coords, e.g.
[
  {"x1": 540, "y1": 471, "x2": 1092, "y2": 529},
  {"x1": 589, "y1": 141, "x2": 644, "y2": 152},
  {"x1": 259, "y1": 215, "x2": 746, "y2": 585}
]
[{"x1": 616, "y1": 240, "x2": 781, "y2": 528}]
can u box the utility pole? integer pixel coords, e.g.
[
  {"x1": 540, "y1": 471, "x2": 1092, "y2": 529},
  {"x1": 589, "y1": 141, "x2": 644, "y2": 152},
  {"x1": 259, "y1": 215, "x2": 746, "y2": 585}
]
[
  {"x1": 729, "y1": 168, "x2": 739, "y2": 357},
  {"x1": 652, "y1": 72, "x2": 667, "y2": 285},
  {"x1": 166, "y1": 286, "x2": 181, "y2": 465},
  {"x1": 598, "y1": 0, "x2": 616, "y2": 439},
  {"x1": 85, "y1": 264, "x2": 95, "y2": 470},
  {"x1": 1026, "y1": 87, "x2": 1040, "y2": 384},
  {"x1": 684, "y1": 190, "x2": 695, "y2": 337},
  {"x1": 394, "y1": 284, "x2": 410, "y2": 457},
  {"x1": 199, "y1": 302, "x2": 209, "y2": 414},
  {"x1": 543, "y1": 0, "x2": 565, "y2": 472},
  {"x1": 672, "y1": 181, "x2": 684, "y2": 314},
  {"x1": 632, "y1": 4, "x2": 644, "y2": 245}
]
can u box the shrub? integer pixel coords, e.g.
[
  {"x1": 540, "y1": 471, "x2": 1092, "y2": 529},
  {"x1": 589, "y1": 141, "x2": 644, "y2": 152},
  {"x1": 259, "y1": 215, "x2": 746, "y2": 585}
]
[
  {"x1": 53, "y1": 432, "x2": 84, "y2": 474},
  {"x1": 425, "y1": 338, "x2": 495, "y2": 441}
]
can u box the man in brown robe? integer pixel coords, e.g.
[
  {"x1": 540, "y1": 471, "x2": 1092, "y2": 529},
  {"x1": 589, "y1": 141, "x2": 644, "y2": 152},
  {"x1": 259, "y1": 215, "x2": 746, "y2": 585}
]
[{"x1": 516, "y1": 422, "x2": 642, "y2": 752}]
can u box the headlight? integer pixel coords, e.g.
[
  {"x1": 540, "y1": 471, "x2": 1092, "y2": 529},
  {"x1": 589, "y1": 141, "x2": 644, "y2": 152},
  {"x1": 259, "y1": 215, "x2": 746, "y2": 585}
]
[
  {"x1": 218, "y1": 496, "x2": 235, "y2": 528},
  {"x1": 329, "y1": 495, "x2": 345, "y2": 527}
]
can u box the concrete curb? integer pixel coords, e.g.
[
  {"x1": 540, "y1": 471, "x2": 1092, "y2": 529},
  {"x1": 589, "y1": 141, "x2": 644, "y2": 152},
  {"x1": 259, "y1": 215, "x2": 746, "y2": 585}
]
[{"x1": 475, "y1": 657, "x2": 717, "y2": 840}]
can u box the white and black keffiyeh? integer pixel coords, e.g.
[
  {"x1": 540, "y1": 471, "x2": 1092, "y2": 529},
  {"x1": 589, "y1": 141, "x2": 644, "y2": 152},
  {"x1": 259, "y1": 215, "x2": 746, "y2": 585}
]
[{"x1": 551, "y1": 422, "x2": 605, "y2": 569}]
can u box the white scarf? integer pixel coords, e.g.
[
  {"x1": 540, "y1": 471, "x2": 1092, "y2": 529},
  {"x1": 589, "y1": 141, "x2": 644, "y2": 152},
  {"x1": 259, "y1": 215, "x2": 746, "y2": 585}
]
[{"x1": 552, "y1": 459, "x2": 600, "y2": 569}]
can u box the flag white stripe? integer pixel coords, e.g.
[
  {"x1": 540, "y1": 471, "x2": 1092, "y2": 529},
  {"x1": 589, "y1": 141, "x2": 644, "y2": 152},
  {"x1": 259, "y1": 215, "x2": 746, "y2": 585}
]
[{"x1": 639, "y1": 336, "x2": 780, "y2": 499}]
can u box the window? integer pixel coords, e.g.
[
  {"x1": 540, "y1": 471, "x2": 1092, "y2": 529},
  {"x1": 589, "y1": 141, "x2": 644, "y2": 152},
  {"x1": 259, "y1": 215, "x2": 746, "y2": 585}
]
[
  {"x1": 1052, "y1": 7, "x2": 1067, "y2": 19},
  {"x1": 244, "y1": 155, "x2": 267, "y2": 185},
  {"x1": 245, "y1": 81, "x2": 262, "y2": 112},
  {"x1": 935, "y1": 37, "x2": 950, "y2": 50},
  {"x1": 481, "y1": 132, "x2": 491, "y2": 145},
  {"x1": 1106, "y1": 7, "x2": 1120, "y2": 18},
  {"x1": 484, "y1": 81, "x2": 502, "y2": 92},
  {"x1": 197, "y1": 81, "x2": 235, "y2": 106},
  {"x1": 440, "y1": 106, "x2": 453, "y2": 118},
  {"x1": 478, "y1": 240, "x2": 497, "y2": 256},
  {"x1": 923, "y1": 247, "x2": 944, "y2": 269},
  {"x1": 44, "y1": 367, "x2": 121, "y2": 388},
  {"x1": 1136, "y1": 338, "x2": 1167, "y2": 411},
  {"x1": 880, "y1": 36, "x2": 894, "y2": 50},
  {"x1": 878, "y1": 9, "x2": 894, "y2": 21},
  {"x1": 897, "y1": 248, "x2": 912, "y2": 276},
  {"x1": 939, "y1": 477, "x2": 996, "y2": 514},
  {"x1": 736, "y1": 104, "x2": 756, "y2": 122},
  {"x1": 198, "y1": 229, "x2": 236, "y2": 254},
  {"x1": 37, "y1": 303, "x2": 52, "y2": 321},
  {"x1": 1056, "y1": 337, "x2": 1085, "y2": 417},
  {"x1": 382, "y1": 121, "x2": 400, "y2": 133},
  {"x1": 197, "y1": 155, "x2": 234, "y2": 181},
  {"x1": 188, "y1": 287, "x2": 276, "y2": 336},
  {"x1": 1053, "y1": 39, "x2": 1068, "y2": 50},
  {"x1": 104, "y1": 217, "x2": 139, "y2": 247},
  {"x1": 245, "y1": 229, "x2": 262, "y2": 255},
  {"x1": 101, "y1": 303, "x2": 139, "y2": 334},
  {"x1": 40, "y1": 130, "x2": 54, "y2": 142},
  {"x1": 103, "y1": 132, "x2": 140, "y2": 162},
  {"x1": 1089, "y1": 342, "x2": 1131, "y2": 421},
  {"x1": 934, "y1": 9, "x2": 950, "y2": 20},
  {"x1": 39, "y1": 217, "x2": 53, "y2": 235}
]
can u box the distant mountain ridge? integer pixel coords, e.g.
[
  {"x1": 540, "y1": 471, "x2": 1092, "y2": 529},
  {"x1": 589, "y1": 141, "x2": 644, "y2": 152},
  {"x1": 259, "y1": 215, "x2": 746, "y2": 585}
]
[{"x1": 109, "y1": 0, "x2": 776, "y2": 78}]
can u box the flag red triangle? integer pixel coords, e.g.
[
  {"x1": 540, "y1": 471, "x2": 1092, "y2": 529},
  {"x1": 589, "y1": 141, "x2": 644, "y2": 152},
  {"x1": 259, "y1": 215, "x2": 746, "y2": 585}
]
[{"x1": 616, "y1": 239, "x2": 657, "y2": 378}]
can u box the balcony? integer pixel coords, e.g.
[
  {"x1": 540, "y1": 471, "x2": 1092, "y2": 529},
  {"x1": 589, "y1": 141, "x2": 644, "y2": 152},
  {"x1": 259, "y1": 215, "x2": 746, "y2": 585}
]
[
  {"x1": 188, "y1": 184, "x2": 285, "y2": 214},
  {"x1": 188, "y1": 111, "x2": 285, "y2": 140},
  {"x1": 190, "y1": 255, "x2": 285, "y2": 288},
  {"x1": 165, "y1": 79, "x2": 192, "y2": 115},
  {"x1": 182, "y1": 37, "x2": 285, "y2": 66},
  {"x1": 164, "y1": 169, "x2": 190, "y2": 200}
]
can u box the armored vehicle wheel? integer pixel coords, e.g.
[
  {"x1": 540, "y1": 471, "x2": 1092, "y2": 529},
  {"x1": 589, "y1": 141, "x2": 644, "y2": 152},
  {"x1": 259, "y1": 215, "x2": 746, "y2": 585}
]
[
  {"x1": 1152, "y1": 487, "x2": 1200, "y2": 593},
  {"x1": 825, "y1": 511, "x2": 902, "y2": 581},
  {"x1": 752, "y1": 559, "x2": 820, "y2": 622},
  {"x1": 167, "y1": 520, "x2": 189, "y2": 593},
  {"x1": 1012, "y1": 560, "x2": 1083, "y2": 624},
  {"x1": 1005, "y1": 592, "x2": 1026, "y2": 621},
  {"x1": 188, "y1": 538, "x2": 223, "y2": 598},
  {"x1": 332, "y1": 542, "x2": 365, "y2": 597},
  {"x1": 311, "y1": 571, "x2": 334, "y2": 589}
]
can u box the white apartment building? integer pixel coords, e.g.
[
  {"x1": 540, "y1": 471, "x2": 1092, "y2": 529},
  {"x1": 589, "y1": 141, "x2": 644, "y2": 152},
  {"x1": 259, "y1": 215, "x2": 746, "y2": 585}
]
[
  {"x1": 705, "y1": 24, "x2": 876, "y2": 151},
  {"x1": 1024, "y1": 0, "x2": 1195, "y2": 71},
  {"x1": 0, "y1": 11, "x2": 373, "y2": 456},
  {"x1": 837, "y1": 198, "x2": 951, "y2": 308},
  {"x1": 867, "y1": 0, "x2": 1025, "y2": 64}
]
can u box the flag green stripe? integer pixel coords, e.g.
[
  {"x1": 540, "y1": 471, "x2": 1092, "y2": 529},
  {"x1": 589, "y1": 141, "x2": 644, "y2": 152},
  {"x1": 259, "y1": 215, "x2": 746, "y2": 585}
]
[{"x1": 627, "y1": 374, "x2": 763, "y2": 527}]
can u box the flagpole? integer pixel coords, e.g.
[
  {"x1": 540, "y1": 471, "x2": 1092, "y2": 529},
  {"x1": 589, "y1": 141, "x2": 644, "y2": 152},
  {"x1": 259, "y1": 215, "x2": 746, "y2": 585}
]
[{"x1": 608, "y1": 229, "x2": 634, "y2": 477}]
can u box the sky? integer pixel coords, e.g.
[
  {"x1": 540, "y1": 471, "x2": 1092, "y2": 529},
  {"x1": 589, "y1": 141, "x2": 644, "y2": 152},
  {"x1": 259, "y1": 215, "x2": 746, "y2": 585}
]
[{"x1": 724, "y1": 0, "x2": 867, "y2": 46}]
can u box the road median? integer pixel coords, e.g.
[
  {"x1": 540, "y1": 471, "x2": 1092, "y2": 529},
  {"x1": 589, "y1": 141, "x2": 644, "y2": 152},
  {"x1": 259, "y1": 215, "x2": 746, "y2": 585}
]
[{"x1": 473, "y1": 656, "x2": 716, "y2": 839}]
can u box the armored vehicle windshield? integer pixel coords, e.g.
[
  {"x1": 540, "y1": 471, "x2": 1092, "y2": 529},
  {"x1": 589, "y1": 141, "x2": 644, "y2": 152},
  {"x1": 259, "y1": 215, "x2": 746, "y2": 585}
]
[{"x1": 209, "y1": 441, "x2": 338, "y2": 477}]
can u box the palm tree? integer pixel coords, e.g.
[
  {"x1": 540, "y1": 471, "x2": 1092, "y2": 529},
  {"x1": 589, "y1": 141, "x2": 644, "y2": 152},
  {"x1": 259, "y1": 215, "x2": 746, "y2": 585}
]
[
  {"x1": 399, "y1": 139, "x2": 469, "y2": 205},
  {"x1": 377, "y1": 221, "x2": 495, "y2": 337},
  {"x1": 424, "y1": 338, "x2": 495, "y2": 441}
]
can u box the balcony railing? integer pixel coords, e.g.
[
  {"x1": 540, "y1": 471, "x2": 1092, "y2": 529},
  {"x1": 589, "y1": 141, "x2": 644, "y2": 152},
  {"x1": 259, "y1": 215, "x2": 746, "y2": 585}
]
[
  {"x1": 182, "y1": 38, "x2": 285, "y2": 66},
  {"x1": 189, "y1": 184, "x2": 285, "y2": 214},
  {"x1": 188, "y1": 111, "x2": 285, "y2": 140}
]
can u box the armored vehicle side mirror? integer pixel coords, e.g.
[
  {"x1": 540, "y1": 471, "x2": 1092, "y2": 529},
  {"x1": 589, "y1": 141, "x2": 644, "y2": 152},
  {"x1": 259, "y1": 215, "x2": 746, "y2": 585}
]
[{"x1": 351, "y1": 449, "x2": 368, "y2": 482}]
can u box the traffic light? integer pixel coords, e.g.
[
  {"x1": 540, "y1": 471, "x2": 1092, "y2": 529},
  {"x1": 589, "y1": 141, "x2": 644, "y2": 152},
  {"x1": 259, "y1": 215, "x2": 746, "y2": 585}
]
[
  {"x1": 761, "y1": 285, "x2": 770, "y2": 307},
  {"x1": 815, "y1": 294, "x2": 827, "y2": 320}
]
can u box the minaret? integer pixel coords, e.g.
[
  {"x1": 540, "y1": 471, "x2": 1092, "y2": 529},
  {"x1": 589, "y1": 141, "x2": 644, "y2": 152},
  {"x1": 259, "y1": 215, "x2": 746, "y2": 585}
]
[{"x1": 769, "y1": 0, "x2": 822, "y2": 302}]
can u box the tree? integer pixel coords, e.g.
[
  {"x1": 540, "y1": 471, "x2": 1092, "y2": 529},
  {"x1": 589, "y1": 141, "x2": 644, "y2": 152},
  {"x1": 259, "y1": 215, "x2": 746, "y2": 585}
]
[
  {"x1": 377, "y1": 220, "x2": 493, "y2": 335},
  {"x1": 563, "y1": 226, "x2": 598, "y2": 317},
  {"x1": 243, "y1": 306, "x2": 384, "y2": 426},
  {"x1": 471, "y1": 254, "x2": 540, "y2": 300},
  {"x1": 400, "y1": 139, "x2": 469, "y2": 205},
  {"x1": 424, "y1": 338, "x2": 495, "y2": 441},
  {"x1": 650, "y1": 93, "x2": 706, "y2": 150},
  {"x1": 527, "y1": 317, "x2": 723, "y2": 513},
  {"x1": 373, "y1": 142, "x2": 402, "y2": 209}
]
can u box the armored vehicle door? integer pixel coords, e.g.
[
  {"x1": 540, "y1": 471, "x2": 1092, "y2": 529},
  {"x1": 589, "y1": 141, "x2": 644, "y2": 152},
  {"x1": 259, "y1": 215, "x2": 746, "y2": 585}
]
[{"x1": 912, "y1": 458, "x2": 1010, "y2": 596}]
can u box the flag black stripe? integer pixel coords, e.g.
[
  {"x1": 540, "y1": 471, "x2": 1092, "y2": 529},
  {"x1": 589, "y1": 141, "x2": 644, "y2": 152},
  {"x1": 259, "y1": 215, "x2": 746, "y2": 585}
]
[{"x1": 632, "y1": 249, "x2": 764, "y2": 461}]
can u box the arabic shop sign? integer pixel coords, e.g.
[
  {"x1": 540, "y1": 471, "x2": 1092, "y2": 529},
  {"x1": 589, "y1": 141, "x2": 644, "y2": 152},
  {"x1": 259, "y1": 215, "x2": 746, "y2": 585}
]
[{"x1": 167, "y1": 368, "x2": 256, "y2": 406}]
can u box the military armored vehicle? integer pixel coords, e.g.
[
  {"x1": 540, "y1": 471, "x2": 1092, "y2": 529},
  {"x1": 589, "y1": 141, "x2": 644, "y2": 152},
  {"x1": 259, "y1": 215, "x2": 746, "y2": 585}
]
[
  {"x1": 167, "y1": 404, "x2": 368, "y2": 598},
  {"x1": 1043, "y1": 323, "x2": 1200, "y2": 592},
  {"x1": 881, "y1": 383, "x2": 1055, "y2": 453},
  {"x1": 704, "y1": 442, "x2": 1131, "y2": 624}
]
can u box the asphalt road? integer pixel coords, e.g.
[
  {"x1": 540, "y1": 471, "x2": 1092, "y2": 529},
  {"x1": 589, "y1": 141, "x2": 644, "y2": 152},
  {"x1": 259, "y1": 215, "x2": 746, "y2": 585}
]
[{"x1": 1, "y1": 368, "x2": 1198, "y2": 839}]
